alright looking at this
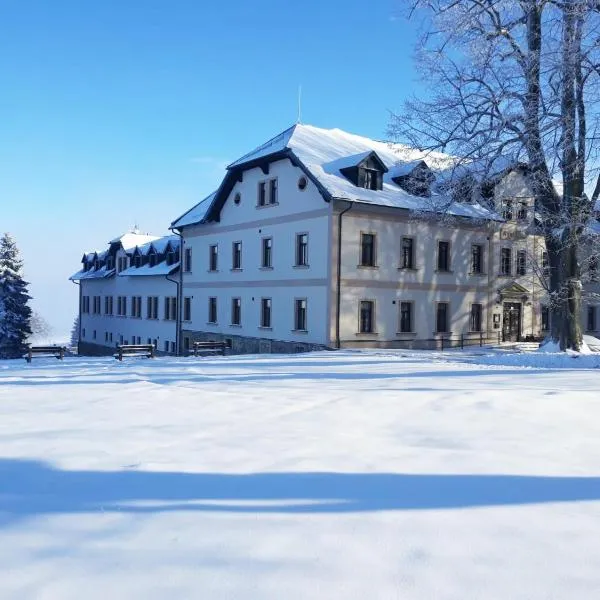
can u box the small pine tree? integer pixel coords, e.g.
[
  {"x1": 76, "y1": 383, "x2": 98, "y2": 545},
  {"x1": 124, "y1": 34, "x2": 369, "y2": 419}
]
[
  {"x1": 70, "y1": 315, "x2": 80, "y2": 348},
  {"x1": 0, "y1": 233, "x2": 32, "y2": 358}
]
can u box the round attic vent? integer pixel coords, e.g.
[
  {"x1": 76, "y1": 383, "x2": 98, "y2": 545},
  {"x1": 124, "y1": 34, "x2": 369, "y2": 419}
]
[
  {"x1": 234, "y1": 193, "x2": 241, "y2": 205},
  {"x1": 298, "y1": 176, "x2": 307, "y2": 191}
]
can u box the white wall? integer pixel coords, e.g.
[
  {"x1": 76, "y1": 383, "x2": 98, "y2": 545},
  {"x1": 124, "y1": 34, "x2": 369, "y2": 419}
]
[{"x1": 182, "y1": 158, "x2": 332, "y2": 346}]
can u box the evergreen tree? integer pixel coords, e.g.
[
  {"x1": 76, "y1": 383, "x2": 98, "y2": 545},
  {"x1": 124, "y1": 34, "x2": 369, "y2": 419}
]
[
  {"x1": 0, "y1": 233, "x2": 32, "y2": 358},
  {"x1": 70, "y1": 315, "x2": 80, "y2": 348}
]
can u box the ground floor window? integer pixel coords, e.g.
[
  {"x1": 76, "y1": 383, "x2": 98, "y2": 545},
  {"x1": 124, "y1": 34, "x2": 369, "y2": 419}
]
[
  {"x1": 208, "y1": 297, "x2": 218, "y2": 324},
  {"x1": 436, "y1": 302, "x2": 449, "y2": 333},
  {"x1": 359, "y1": 300, "x2": 375, "y2": 333},
  {"x1": 261, "y1": 298, "x2": 272, "y2": 328},
  {"x1": 294, "y1": 298, "x2": 307, "y2": 331},
  {"x1": 399, "y1": 301, "x2": 413, "y2": 333},
  {"x1": 541, "y1": 305, "x2": 550, "y2": 331},
  {"x1": 588, "y1": 306, "x2": 596, "y2": 331},
  {"x1": 470, "y1": 304, "x2": 482, "y2": 332}
]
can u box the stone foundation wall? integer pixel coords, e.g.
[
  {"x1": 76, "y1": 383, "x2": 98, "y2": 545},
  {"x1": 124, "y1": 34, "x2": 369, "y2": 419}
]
[{"x1": 182, "y1": 329, "x2": 328, "y2": 355}]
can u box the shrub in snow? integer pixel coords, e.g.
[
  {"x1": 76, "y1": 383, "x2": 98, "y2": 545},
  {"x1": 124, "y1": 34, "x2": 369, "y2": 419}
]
[{"x1": 0, "y1": 233, "x2": 32, "y2": 359}]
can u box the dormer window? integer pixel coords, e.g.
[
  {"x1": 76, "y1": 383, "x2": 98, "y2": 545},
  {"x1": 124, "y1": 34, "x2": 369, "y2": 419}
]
[
  {"x1": 149, "y1": 254, "x2": 157, "y2": 267},
  {"x1": 392, "y1": 161, "x2": 434, "y2": 198},
  {"x1": 134, "y1": 255, "x2": 142, "y2": 268},
  {"x1": 339, "y1": 151, "x2": 388, "y2": 192},
  {"x1": 503, "y1": 200, "x2": 514, "y2": 221},
  {"x1": 106, "y1": 256, "x2": 114, "y2": 271},
  {"x1": 166, "y1": 250, "x2": 177, "y2": 266}
]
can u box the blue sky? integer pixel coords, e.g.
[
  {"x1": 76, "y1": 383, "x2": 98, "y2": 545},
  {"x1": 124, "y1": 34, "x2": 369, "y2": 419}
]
[{"x1": 1, "y1": 0, "x2": 420, "y2": 337}]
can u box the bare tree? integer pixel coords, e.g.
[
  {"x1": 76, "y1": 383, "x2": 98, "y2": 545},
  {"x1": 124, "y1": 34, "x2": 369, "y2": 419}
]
[{"x1": 389, "y1": 0, "x2": 600, "y2": 350}]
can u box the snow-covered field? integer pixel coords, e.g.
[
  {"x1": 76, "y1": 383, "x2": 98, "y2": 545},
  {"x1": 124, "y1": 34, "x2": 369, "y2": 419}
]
[{"x1": 1, "y1": 349, "x2": 600, "y2": 599}]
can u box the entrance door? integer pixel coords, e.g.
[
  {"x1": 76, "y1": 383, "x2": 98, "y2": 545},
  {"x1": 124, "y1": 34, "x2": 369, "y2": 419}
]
[{"x1": 502, "y1": 302, "x2": 522, "y2": 342}]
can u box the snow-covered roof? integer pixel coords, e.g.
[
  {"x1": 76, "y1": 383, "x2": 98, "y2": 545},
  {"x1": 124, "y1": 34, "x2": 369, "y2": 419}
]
[
  {"x1": 110, "y1": 232, "x2": 162, "y2": 252},
  {"x1": 177, "y1": 124, "x2": 502, "y2": 228},
  {"x1": 171, "y1": 192, "x2": 216, "y2": 229},
  {"x1": 69, "y1": 266, "x2": 115, "y2": 281},
  {"x1": 119, "y1": 261, "x2": 179, "y2": 277}
]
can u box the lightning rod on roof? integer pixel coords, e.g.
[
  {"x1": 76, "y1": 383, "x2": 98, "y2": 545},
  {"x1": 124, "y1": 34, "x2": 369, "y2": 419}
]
[{"x1": 297, "y1": 85, "x2": 302, "y2": 124}]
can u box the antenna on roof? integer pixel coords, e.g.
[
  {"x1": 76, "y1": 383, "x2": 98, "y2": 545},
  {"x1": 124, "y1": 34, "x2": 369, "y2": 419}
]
[
  {"x1": 297, "y1": 84, "x2": 302, "y2": 124},
  {"x1": 133, "y1": 223, "x2": 140, "y2": 235}
]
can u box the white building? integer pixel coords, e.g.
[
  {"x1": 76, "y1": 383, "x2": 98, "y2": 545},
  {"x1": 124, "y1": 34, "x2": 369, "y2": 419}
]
[
  {"x1": 71, "y1": 123, "x2": 600, "y2": 355},
  {"x1": 70, "y1": 232, "x2": 180, "y2": 355}
]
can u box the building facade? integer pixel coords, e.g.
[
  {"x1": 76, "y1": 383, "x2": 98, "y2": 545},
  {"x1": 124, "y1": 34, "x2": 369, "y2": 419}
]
[{"x1": 71, "y1": 123, "x2": 600, "y2": 355}]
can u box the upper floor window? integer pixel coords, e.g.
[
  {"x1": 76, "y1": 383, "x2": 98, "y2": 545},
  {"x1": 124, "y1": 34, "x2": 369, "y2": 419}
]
[
  {"x1": 164, "y1": 297, "x2": 177, "y2": 321},
  {"x1": 106, "y1": 256, "x2": 114, "y2": 271},
  {"x1": 258, "y1": 178, "x2": 278, "y2": 207},
  {"x1": 362, "y1": 169, "x2": 379, "y2": 191},
  {"x1": 133, "y1": 255, "x2": 142, "y2": 268},
  {"x1": 340, "y1": 151, "x2": 387, "y2": 191},
  {"x1": 516, "y1": 250, "x2": 527, "y2": 276},
  {"x1": 360, "y1": 233, "x2": 376, "y2": 267},
  {"x1": 437, "y1": 241, "x2": 450, "y2": 272},
  {"x1": 81, "y1": 296, "x2": 90, "y2": 314},
  {"x1": 541, "y1": 251, "x2": 550, "y2": 276},
  {"x1": 131, "y1": 296, "x2": 142, "y2": 318},
  {"x1": 261, "y1": 237, "x2": 273, "y2": 268},
  {"x1": 184, "y1": 248, "x2": 192, "y2": 272},
  {"x1": 209, "y1": 244, "x2": 218, "y2": 271},
  {"x1": 359, "y1": 300, "x2": 375, "y2": 333},
  {"x1": 295, "y1": 233, "x2": 308, "y2": 267},
  {"x1": 166, "y1": 250, "x2": 178, "y2": 266},
  {"x1": 149, "y1": 254, "x2": 157, "y2": 267},
  {"x1": 183, "y1": 297, "x2": 192, "y2": 321},
  {"x1": 471, "y1": 244, "x2": 483, "y2": 274},
  {"x1": 401, "y1": 237, "x2": 414, "y2": 269},
  {"x1": 589, "y1": 255, "x2": 598, "y2": 282},
  {"x1": 147, "y1": 296, "x2": 158, "y2": 320},
  {"x1": 500, "y1": 247, "x2": 512, "y2": 276},
  {"x1": 503, "y1": 199, "x2": 513, "y2": 221},
  {"x1": 104, "y1": 296, "x2": 113, "y2": 316},
  {"x1": 117, "y1": 256, "x2": 128, "y2": 272},
  {"x1": 232, "y1": 241, "x2": 242, "y2": 270},
  {"x1": 517, "y1": 201, "x2": 528, "y2": 220}
]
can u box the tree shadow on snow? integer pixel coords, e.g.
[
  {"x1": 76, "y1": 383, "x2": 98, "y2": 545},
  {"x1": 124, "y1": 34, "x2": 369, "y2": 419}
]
[{"x1": 1, "y1": 458, "x2": 600, "y2": 527}]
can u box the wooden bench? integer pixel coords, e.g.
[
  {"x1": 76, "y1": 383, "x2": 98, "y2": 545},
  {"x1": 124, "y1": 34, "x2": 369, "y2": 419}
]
[
  {"x1": 192, "y1": 340, "x2": 229, "y2": 356},
  {"x1": 114, "y1": 344, "x2": 155, "y2": 361},
  {"x1": 25, "y1": 345, "x2": 67, "y2": 363}
]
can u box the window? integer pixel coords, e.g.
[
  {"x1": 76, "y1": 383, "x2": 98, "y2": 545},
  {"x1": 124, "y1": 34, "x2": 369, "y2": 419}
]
[
  {"x1": 258, "y1": 178, "x2": 278, "y2": 206},
  {"x1": 164, "y1": 340, "x2": 169, "y2": 352},
  {"x1": 503, "y1": 199, "x2": 513, "y2": 221},
  {"x1": 105, "y1": 331, "x2": 109, "y2": 342},
  {"x1": 516, "y1": 250, "x2": 527, "y2": 276},
  {"x1": 359, "y1": 300, "x2": 375, "y2": 333},
  {"x1": 93, "y1": 330, "x2": 96, "y2": 340},
  {"x1": 117, "y1": 256, "x2": 128, "y2": 272},
  {"x1": 471, "y1": 244, "x2": 483, "y2": 274},
  {"x1": 82, "y1": 328, "x2": 86, "y2": 338},
  {"x1": 149, "y1": 254, "x2": 157, "y2": 267},
  {"x1": 470, "y1": 304, "x2": 482, "y2": 332},
  {"x1": 261, "y1": 237, "x2": 273, "y2": 268},
  {"x1": 147, "y1": 296, "x2": 158, "y2": 319},
  {"x1": 104, "y1": 296, "x2": 113, "y2": 315},
  {"x1": 131, "y1": 296, "x2": 142, "y2": 318},
  {"x1": 261, "y1": 298, "x2": 272, "y2": 328},
  {"x1": 164, "y1": 297, "x2": 177, "y2": 321},
  {"x1": 117, "y1": 296, "x2": 127, "y2": 316},
  {"x1": 500, "y1": 248, "x2": 512, "y2": 276},
  {"x1": 363, "y1": 170, "x2": 378, "y2": 190},
  {"x1": 542, "y1": 251, "x2": 550, "y2": 276},
  {"x1": 152, "y1": 338, "x2": 157, "y2": 348},
  {"x1": 82, "y1": 296, "x2": 90, "y2": 314},
  {"x1": 166, "y1": 249, "x2": 178, "y2": 266},
  {"x1": 588, "y1": 306, "x2": 597, "y2": 331},
  {"x1": 294, "y1": 298, "x2": 307, "y2": 331},
  {"x1": 106, "y1": 256, "x2": 114, "y2": 271},
  {"x1": 183, "y1": 297, "x2": 192, "y2": 321},
  {"x1": 93, "y1": 296, "x2": 101, "y2": 314},
  {"x1": 437, "y1": 241, "x2": 450, "y2": 272},
  {"x1": 133, "y1": 255, "x2": 142, "y2": 268},
  {"x1": 209, "y1": 244, "x2": 218, "y2": 271},
  {"x1": 399, "y1": 302, "x2": 413, "y2": 333},
  {"x1": 541, "y1": 305, "x2": 550, "y2": 331},
  {"x1": 436, "y1": 302, "x2": 449, "y2": 333},
  {"x1": 258, "y1": 181, "x2": 267, "y2": 206},
  {"x1": 589, "y1": 256, "x2": 598, "y2": 282},
  {"x1": 184, "y1": 337, "x2": 190, "y2": 352},
  {"x1": 171, "y1": 341, "x2": 176, "y2": 354},
  {"x1": 517, "y1": 201, "x2": 527, "y2": 220},
  {"x1": 401, "y1": 237, "x2": 414, "y2": 269},
  {"x1": 184, "y1": 248, "x2": 192, "y2": 272},
  {"x1": 208, "y1": 297, "x2": 218, "y2": 323},
  {"x1": 231, "y1": 297, "x2": 241, "y2": 325},
  {"x1": 295, "y1": 233, "x2": 308, "y2": 266},
  {"x1": 232, "y1": 241, "x2": 242, "y2": 270},
  {"x1": 109, "y1": 332, "x2": 113, "y2": 342},
  {"x1": 360, "y1": 233, "x2": 376, "y2": 267},
  {"x1": 119, "y1": 335, "x2": 123, "y2": 344}
]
